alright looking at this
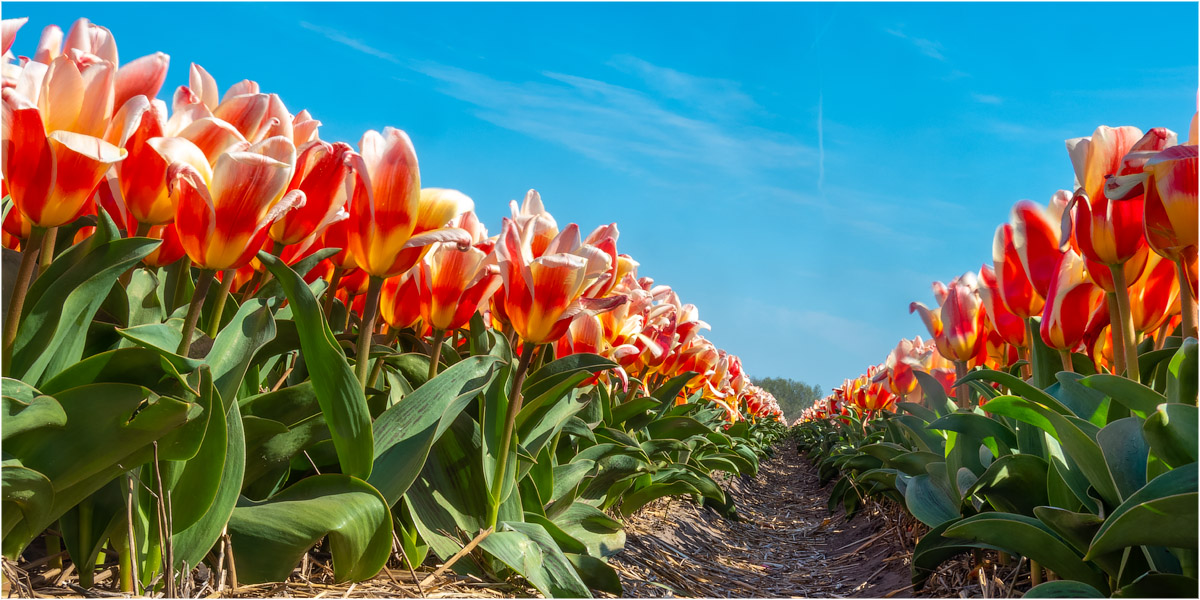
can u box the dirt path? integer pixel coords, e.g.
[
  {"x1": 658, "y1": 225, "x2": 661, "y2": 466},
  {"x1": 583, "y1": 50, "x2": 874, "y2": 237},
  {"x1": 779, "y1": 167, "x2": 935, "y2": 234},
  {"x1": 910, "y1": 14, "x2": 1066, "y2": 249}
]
[{"x1": 610, "y1": 447, "x2": 916, "y2": 598}]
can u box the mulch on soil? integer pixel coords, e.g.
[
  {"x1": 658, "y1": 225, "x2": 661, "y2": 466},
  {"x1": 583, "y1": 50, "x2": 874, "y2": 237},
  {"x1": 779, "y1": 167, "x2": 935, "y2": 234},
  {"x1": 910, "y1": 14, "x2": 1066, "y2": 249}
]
[{"x1": 9, "y1": 447, "x2": 1024, "y2": 598}]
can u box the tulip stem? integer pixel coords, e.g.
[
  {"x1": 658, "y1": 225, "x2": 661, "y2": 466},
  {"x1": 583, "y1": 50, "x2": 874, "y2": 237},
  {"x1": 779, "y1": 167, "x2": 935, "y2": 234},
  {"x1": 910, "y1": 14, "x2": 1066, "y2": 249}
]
[
  {"x1": 1105, "y1": 291, "x2": 1127, "y2": 377},
  {"x1": 954, "y1": 361, "x2": 971, "y2": 410},
  {"x1": 177, "y1": 270, "x2": 215, "y2": 357},
  {"x1": 1176, "y1": 257, "x2": 1197, "y2": 339},
  {"x1": 428, "y1": 329, "x2": 446, "y2": 381},
  {"x1": 487, "y1": 342, "x2": 539, "y2": 530},
  {"x1": 323, "y1": 267, "x2": 344, "y2": 320},
  {"x1": 2, "y1": 227, "x2": 45, "y2": 376},
  {"x1": 1059, "y1": 349, "x2": 1074, "y2": 373},
  {"x1": 206, "y1": 270, "x2": 237, "y2": 339},
  {"x1": 170, "y1": 258, "x2": 193, "y2": 313},
  {"x1": 355, "y1": 276, "x2": 384, "y2": 390},
  {"x1": 1108, "y1": 265, "x2": 1141, "y2": 382},
  {"x1": 38, "y1": 226, "x2": 57, "y2": 271}
]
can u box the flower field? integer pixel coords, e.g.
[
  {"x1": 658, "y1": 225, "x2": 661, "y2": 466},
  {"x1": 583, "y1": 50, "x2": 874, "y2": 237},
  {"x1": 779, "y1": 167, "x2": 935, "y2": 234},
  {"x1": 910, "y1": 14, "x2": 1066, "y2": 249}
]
[
  {"x1": 0, "y1": 17, "x2": 790, "y2": 598},
  {"x1": 792, "y1": 118, "x2": 1199, "y2": 594}
]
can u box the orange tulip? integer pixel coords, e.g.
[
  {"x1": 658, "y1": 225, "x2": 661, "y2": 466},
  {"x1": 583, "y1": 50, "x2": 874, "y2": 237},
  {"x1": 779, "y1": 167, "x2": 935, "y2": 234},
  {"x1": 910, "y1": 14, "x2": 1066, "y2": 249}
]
[
  {"x1": 910, "y1": 273, "x2": 987, "y2": 363},
  {"x1": 1040, "y1": 249, "x2": 1107, "y2": 350},
  {"x1": 1142, "y1": 144, "x2": 1198, "y2": 260},
  {"x1": 1129, "y1": 252, "x2": 1181, "y2": 335},
  {"x1": 417, "y1": 242, "x2": 502, "y2": 332},
  {"x1": 495, "y1": 215, "x2": 623, "y2": 345},
  {"x1": 167, "y1": 136, "x2": 301, "y2": 270},
  {"x1": 269, "y1": 141, "x2": 354, "y2": 246},
  {"x1": 1010, "y1": 197, "x2": 1065, "y2": 301},
  {"x1": 2, "y1": 88, "x2": 126, "y2": 228},
  {"x1": 109, "y1": 96, "x2": 210, "y2": 225},
  {"x1": 978, "y1": 264, "x2": 1027, "y2": 347},
  {"x1": 380, "y1": 268, "x2": 422, "y2": 331},
  {"x1": 992, "y1": 220, "x2": 1043, "y2": 318},
  {"x1": 344, "y1": 129, "x2": 470, "y2": 278}
]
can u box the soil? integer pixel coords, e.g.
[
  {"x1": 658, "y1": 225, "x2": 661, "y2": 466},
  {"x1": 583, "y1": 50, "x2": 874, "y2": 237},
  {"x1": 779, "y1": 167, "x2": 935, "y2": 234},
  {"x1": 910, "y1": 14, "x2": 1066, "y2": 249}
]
[{"x1": 610, "y1": 447, "x2": 917, "y2": 598}]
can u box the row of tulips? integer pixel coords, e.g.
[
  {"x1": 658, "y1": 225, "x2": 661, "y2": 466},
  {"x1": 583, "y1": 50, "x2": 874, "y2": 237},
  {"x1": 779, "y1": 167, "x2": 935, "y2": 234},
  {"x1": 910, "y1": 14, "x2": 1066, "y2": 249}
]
[
  {"x1": 0, "y1": 17, "x2": 786, "y2": 597},
  {"x1": 793, "y1": 113, "x2": 1198, "y2": 597}
]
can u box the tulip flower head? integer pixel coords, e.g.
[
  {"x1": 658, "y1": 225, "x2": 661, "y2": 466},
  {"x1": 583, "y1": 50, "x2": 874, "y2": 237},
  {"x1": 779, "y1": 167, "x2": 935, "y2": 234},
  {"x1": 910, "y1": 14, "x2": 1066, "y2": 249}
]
[{"x1": 1040, "y1": 249, "x2": 1108, "y2": 350}]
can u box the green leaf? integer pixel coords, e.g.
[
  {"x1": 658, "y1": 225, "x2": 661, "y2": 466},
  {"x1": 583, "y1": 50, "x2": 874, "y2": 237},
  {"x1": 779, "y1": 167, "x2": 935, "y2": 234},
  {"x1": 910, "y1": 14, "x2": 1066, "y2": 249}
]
[
  {"x1": 172, "y1": 401, "x2": 246, "y2": 574},
  {"x1": 165, "y1": 369, "x2": 226, "y2": 531},
  {"x1": 1097, "y1": 417, "x2": 1149, "y2": 502},
  {"x1": 983, "y1": 395, "x2": 1121, "y2": 508},
  {"x1": 1, "y1": 395, "x2": 65, "y2": 441},
  {"x1": 911, "y1": 518, "x2": 1006, "y2": 590},
  {"x1": 944, "y1": 513, "x2": 1108, "y2": 592},
  {"x1": 261, "y1": 252, "x2": 373, "y2": 480},
  {"x1": 125, "y1": 267, "x2": 165, "y2": 329},
  {"x1": 116, "y1": 320, "x2": 205, "y2": 371},
  {"x1": 914, "y1": 371, "x2": 956, "y2": 416},
  {"x1": 1080, "y1": 374, "x2": 1166, "y2": 418},
  {"x1": 902, "y1": 463, "x2": 960, "y2": 528},
  {"x1": 523, "y1": 354, "x2": 615, "y2": 403},
  {"x1": 550, "y1": 502, "x2": 625, "y2": 558},
  {"x1": 1087, "y1": 492, "x2": 1198, "y2": 558},
  {"x1": 39, "y1": 347, "x2": 193, "y2": 398},
  {"x1": 1143, "y1": 403, "x2": 1199, "y2": 468},
  {"x1": 480, "y1": 520, "x2": 592, "y2": 598},
  {"x1": 646, "y1": 416, "x2": 712, "y2": 440},
  {"x1": 1, "y1": 463, "x2": 54, "y2": 551},
  {"x1": 369, "y1": 356, "x2": 498, "y2": 507},
  {"x1": 1112, "y1": 573, "x2": 1199, "y2": 598},
  {"x1": 966, "y1": 454, "x2": 1048, "y2": 516},
  {"x1": 10, "y1": 234, "x2": 160, "y2": 384},
  {"x1": 229, "y1": 474, "x2": 392, "y2": 583},
  {"x1": 957, "y1": 369, "x2": 1074, "y2": 416},
  {"x1": 207, "y1": 298, "x2": 276, "y2": 404},
  {"x1": 1167, "y1": 338, "x2": 1197, "y2": 406},
  {"x1": 1024, "y1": 581, "x2": 1105, "y2": 598}
]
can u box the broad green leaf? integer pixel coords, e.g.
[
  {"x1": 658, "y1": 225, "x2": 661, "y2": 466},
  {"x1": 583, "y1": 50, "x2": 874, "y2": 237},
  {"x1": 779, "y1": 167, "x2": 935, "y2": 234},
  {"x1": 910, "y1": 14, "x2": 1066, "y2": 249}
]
[
  {"x1": 369, "y1": 356, "x2": 498, "y2": 506},
  {"x1": 1167, "y1": 338, "x2": 1197, "y2": 406},
  {"x1": 1025, "y1": 581, "x2": 1105, "y2": 598},
  {"x1": 1143, "y1": 403, "x2": 1199, "y2": 468},
  {"x1": 646, "y1": 416, "x2": 711, "y2": 440},
  {"x1": 957, "y1": 369, "x2": 1072, "y2": 415},
  {"x1": 1, "y1": 395, "x2": 65, "y2": 441},
  {"x1": 1087, "y1": 492, "x2": 1198, "y2": 558},
  {"x1": 523, "y1": 354, "x2": 615, "y2": 403},
  {"x1": 902, "y1": 463, "x2": 959, "y2": 528},
  {"x1": 207, "y1": 298, "x2": 276, "y2": 404},
  {"x1": 1080, "y1": 374, "x2": 1165, "y2": 418},
  {"x1": 1097, "y1": 417, "x2": 1149, "y2": 502},
  {"x1": 914, "y1": 370, "x2": 957, "y2": 416},
  {"x1": 1, "y1": 464, "x2": 54, "y2": 551},
  {"x1": 172, "y1": 401, "x2": 245, "y2": 574},
  {"x1": 966, "y1": 454, "x2": 1048, "y2": 516},
  {"x1": 945, "y1": 512, "x2": 1108, "y2": 592},
  {"x1": 229, "y1": 474, "x2": 392, "y2": 583},
  {"x1": 116, "y1": 319, "x2": 205, "y2": 371},
  {"x1": 261, "y1": 252, "x2": 373, "y2": 479},
  {"x1": 910, "y1": 518, "x2": 1005, "y2": 589},
  {"x1": 480, "y1": 520, "x2": 592, "y2": 598},
  {"x1": 1112, "y1": 573, "x2": 1199, "y2": 598},
  {"x1": 40, "y1": 347, "x2": 193, "y2": 397},
  {"x1": 11, "y1": 234, "x2": 160, "y2": 383}
]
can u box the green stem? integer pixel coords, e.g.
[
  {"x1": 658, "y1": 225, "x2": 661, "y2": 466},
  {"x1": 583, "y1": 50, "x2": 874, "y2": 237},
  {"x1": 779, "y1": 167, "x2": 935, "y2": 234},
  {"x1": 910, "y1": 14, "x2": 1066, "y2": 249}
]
[
  {"x1": 367, "y1": 328, "x2": 399, "y2": 389},
  {"x1": 355, "y1": 276, "x2": 384, "y2": 390},
  {"x1": 177, "y1": 270, "x2": 215, "y2": 356},
  {"x1": 170, "y1": 257, "x2": 193, "y2": 313},
  {"x1": 487, "y1": 342, "x2": 539, "y2": 529},
  {"x1": 1109, "y1": 264, "x2": 1141, "y2": 382},
  {"x1": 45, "y1": 531, "x2": 62, "y2": 570},
  {"x1": 1106, "y1": 291, "x2": 1127, "y2": 377},
  {"x1": 322, "y1": 266, "x2": 344, "y2": 320},
  {"x1": 77, "y1": 496, "x2": 95, "y2": 589},
  {"x1": 206, "y1": 269, "x2": 236, "y2": 339},
  {"x1": 1059, "y1": 349, "x2": 1074, "y2": 373},
  {"x1": 38, "y1": 226, "x2": 57, "y2": 271},
  {"x1": 1177, "y1": 257, "x2": 1197, "y2": 339},
  {"x1": 121, "y1": 472, "x2": 138, "y2": 593},
  {"x1": 428, "y1": 329, "x2": 446, "y2": 381},
  {"x1": 954, "y1": 360, "x2": 971, "y2": 410},
  {"x1": 2, "y1": 227, "x2": 45, "y2": 376}
]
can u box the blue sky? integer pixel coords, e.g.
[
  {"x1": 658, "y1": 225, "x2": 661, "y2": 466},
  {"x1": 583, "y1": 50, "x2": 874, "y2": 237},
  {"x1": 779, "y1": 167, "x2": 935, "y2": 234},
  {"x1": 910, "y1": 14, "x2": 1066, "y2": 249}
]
[{"x1": 12, "y1": 2, "x2": 1197, "y2": 400}]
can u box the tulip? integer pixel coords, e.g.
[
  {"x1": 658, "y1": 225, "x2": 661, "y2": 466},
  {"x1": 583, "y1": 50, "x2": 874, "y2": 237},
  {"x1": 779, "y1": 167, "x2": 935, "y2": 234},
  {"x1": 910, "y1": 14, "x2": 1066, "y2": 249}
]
[
  {"x1": 269, "y1": 141, "x2": 354, "y2": 247},
  {"x1": 417, "y1": 242, "x2": 502, "y2": 377},
  {"x1": 1129, "y1": 252, "x2": 1181, "y2": 336},
  {"x1": 380, "y1": 268, "x2": 423, "y2": 332},
  {"x1": 166, "y1": 135, "x2": 300, "y2": 354},
  {"x1": 2, "y1": 18, "x2": 26, "y2": 55},
  {"x1": 1041, "y1": 249, "x2": 1107, "y2": 371},
  {"x1": 978, "y1": 264, "x2": 1027, "y2": 348},
  {"x1": 992, "y1": 220, "x2": 1043, "y2": 318},
  {"x1": 1143, "y1": 144, "x2": 1198, "y2": 337},
  {"x1": 110, "y1": 96, "x2": 211, "y2": 227}
]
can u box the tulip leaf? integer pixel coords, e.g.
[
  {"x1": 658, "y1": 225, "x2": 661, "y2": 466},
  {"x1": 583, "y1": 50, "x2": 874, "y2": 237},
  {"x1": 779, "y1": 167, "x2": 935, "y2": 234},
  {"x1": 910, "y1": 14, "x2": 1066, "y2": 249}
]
[
  {"x1": 902, "y1": 463, "x2": 960, "y2": 528},
  {"x1": 609, "y1": 398, "x2": 661, "y2": 428},
  {"x1": 229, "y1": 474, "x2": 392, "y2": 583},
  {"x1": 966, "y1": 454, "x2": 1048, "y2": 516},
  {"x1": 523, "y1": 353, "x2": 615, "y2": 403},
  {"x1": 926, "y1": 412, "x2": 1016, "y2": 455},
  {"x1": 368, "y1": 356, "x2": 498, "y2": 506},
  {"x1": 10, "y1": 234, "x2": 161, "y2": 384},
  {"x1": 1087, "y1": 492, "x2": 1199, "y2": 558},
  {"x1": 651, "y1": 372, "x2": 697, "y2": 407},
  {"x1": 479, "y1": 520, "x2": 592, "y2": 598},
  {"x1": 1085, "y1": 463, "x2": 1197, "y2": 560},
  {"x1": 1112, "y1": 573, "x2": 1199, "y2": 598},
  {"x1": 1, "y1": 463, "x2": 55, "y2": 553},
  {"x1": 983, "y1": 395, "x2": 1121, "y2": 507},
  {"x1": 1142, "y1": 403, "x2": 1199, "y2": 468},
  {"x1": 1080, "y1": 374, "x2": 1165, "y2": 418},
  {"x1": 164, "y1": 369, "x2": 226, "y2": 531},
  {"x1": 913, "y1": 371, "x2": 957, "y2": 417},
  {"x1": 238, "y1": 381, "x2": 321, "y2": 426},
  {"x1": 1, "y1": 395, "x2": 65, "y2": 441},
  {"x1": 957, "y1": 369, "x2": 1073, "y2": 416},
  {"x1": 1097, "y1": 417, "x2": 1149, "y2": 502},
  {"x1": 549, "y1": 501, "x2": 625, "y2": 558},
  {"x1": 261, "y1": 252, "x2": 373, "y2": 480},
  {"x1": 171, "y1": 400, "x2": 246, "y2": 574},
  {"x1": 1052, "y1": 372, "x2": 1110, "y2": 427},
  {"x1": 206, "y1": 297, "x2": 277, "y2": 404},
  {"x1": 1167, "y1": 338, "x2": 1198, "y2": 406},
  {"x1": 1024, "y1": 581, "x2": 1106, "y2": 598},
  {"x1": 116, "y1": 320, "x2": 206, "y2": 371},
  {"x1": 944, "y1": 512, "x2": 1108, "y2": 592},
  {"x1": 911, "y1": 518, "x2": 1005, "y2": 589},
  {"x1": 646, "y1": 416, "x2": 711, "y2": 440},
  {"x1": 40, "y1": 347, "x2": 194, "y2": 398}
]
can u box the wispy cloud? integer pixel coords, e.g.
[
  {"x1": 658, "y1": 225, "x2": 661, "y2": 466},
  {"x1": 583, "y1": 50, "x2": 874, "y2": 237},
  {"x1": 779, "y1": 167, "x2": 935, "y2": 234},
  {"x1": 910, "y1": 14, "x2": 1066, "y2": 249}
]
[
  {"x1": 606, "y1": 54, "x2": 762, "y2": 118},
  {"x1": 300, "y1": 21, "x2": 401, "y2": 64},
  {"x1": 971, "y1": 93, "x2": 1003, "y2": 105},
  {"x1": 885, "y1": 27, "x2": 946, "y2": 62},
  {"x1": 817, "y1": 91, "x2": 825, "y2": 194}
]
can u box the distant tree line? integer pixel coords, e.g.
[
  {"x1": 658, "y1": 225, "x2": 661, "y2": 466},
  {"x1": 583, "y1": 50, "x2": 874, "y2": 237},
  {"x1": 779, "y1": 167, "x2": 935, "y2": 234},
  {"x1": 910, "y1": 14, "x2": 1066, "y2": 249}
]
[{"x1": 751, "y1": 377, "x2": 822, "y2": 422}]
